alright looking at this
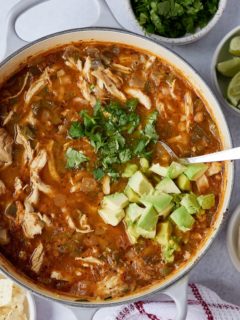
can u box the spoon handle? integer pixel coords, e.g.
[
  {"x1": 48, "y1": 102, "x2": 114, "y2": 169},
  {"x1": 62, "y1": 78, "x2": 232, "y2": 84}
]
[{"x1": 187, "y1": 147, "x2": 240, "y2": 163}]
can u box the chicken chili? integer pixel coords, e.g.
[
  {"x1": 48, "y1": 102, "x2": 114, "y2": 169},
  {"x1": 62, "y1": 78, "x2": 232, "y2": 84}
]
[{"x1": 0, "y1": 43, "x2": 224, "y2": 300}]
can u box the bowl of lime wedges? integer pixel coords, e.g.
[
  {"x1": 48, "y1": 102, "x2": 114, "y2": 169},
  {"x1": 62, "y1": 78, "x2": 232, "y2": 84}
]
[{"x1": 212, "y1": 26, "x2": 240, "y2": 114}]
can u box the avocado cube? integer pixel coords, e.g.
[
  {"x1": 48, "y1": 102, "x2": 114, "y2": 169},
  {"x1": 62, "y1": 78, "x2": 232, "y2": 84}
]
[
  {"x1": 177, "y1": 174, "x2": 191, "y2": 191},
  {"x1": 98, "y1": 207, "x2": 125, "y2": 226},
  {"x1": 167, "y1": 162, "x2": 186, "y2": 179},
  {"x1": 124, "y1": 186, "x2": 140, "y2": 203},
  {"x1": 140, "y1": 192, "x2": 173, "y2": 216},
  {"x1": 156, "y1": 221, "x2": 172, "y2": 246},
  {"x1": 124, "y1": 222, "x2": 139, "y2": 244},
  {"x1": 156, "y1": 177, "x2": 181, "y2": 194},
  {"x1": 136, "y1": 205, "x2": 158, "y2": 239},
  {"x1": 184, "y1": 164, "x2": 208, "y2": 181},
  {"x1": 102, "y1": 193, "x2": 129, "y2": 210},
  {"x1": 197, "y1": 194, "x2": 215, "y2": 209},
  {"x1": 149, "y1": 163, "x2": 168, "y2": 177},
  {"x1": 181, "y1": 194, "x2": 200, "y2": 214},
  {"x1": 125, "y1": 203, "x2": 144, "y2": 224},
  {"x1": 162, "y1": 239, "x2": 179, "y2": 263},
  {"x1": 122, "y1": 163, "x2": 138, "y2": 178},
  {"x1": 170, "y1": 206, "x2": 195, "y2": 232},
  {"x1": 128, "y1": 171, "x2": 154, "y2": 196}
]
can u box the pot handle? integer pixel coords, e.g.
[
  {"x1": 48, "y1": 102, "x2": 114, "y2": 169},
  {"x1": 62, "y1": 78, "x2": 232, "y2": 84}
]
[
  {"x1": 69, "y1": 276, "x2": 188, "y2": 320},
  {"x1": 162, "y1": 275, "x2": 189, "y2": 320},
  {"x1": 0, "y1": 0, "x2": 50, "y2": 61},
  {"x1": 0, "y1": 0, "x2": 121, "y2": 61}
]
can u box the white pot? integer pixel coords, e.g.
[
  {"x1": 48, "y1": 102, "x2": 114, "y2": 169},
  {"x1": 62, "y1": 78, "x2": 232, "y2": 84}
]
[{"x1": 0, "y1": 1, "x2": 234, "y2": 320}]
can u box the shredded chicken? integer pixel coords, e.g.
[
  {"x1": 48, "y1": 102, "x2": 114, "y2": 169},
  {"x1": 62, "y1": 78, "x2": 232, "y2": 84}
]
[
  {"x1": 14, "y1": 177, "x2": 23, "y2": 197},
  {"x1": 3, "y1": 110, "x2": 14, "y2": 126},
  {"x1": 22, "y1": 211, "x2": 44, "y2": 238},
  {"x1": 112, "y1": 63, "x2": 132, "y2": 74},
  {"x1": 0, "y1": 128, "x2": 13, "y2": 167},
  {"x1": 66, "y1": 212, "x2": 93, "y2": 234},
  {"x1": 96, "y1": 271, "x2": 127, "y2": 298},
  {"x1": 46, "y1": 141, "x2": 61, "y2": 182},
  {"x1": 75, "y1": 256, "x2": 104, "y2": 266},
  {"x1": 0, "y1": 180, "x2": 6, "y2": 195},
  {"x1": 38, "y1": 213, "x2": 52, "y2": 226},
  {"x1": 184, "y1": 91, "x2": 193, "y2": 133},
  {"x1": 31, "y1": 243, "x2": 44, "y2": 273},
  {"x1": 145, "y1": 56, "x2": 156, "y2": 70},
  {"x1": 51, "y1": 271, "x2": 69, "y2": 281},
  {"x1": 82, "y1": 56, "x2": 92, "y2": 82},
  {"x1": 15, "y1": 125, "x2": 33, "y2": 163},
  {"x1": 92, "y1": 67, "x2": 126, "y2": 101},
  {"x1": 1, "y1": 72, "x2": 30, "y2": 102},
  {"x1": 30, "y1": 149, "x2": 53, "y2": 196},
  {"x1": 125, "y1": 87, "x2": 151, "y2": 109},
  {"x1": 77, "y1": 77, "x2": 96, "y2": 107},
  {"x1": 25, "y1": 68, "x2": 52, "y2": 105}
]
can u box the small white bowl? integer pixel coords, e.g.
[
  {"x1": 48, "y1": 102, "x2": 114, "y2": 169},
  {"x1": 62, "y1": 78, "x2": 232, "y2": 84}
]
[
  {"x1": 211, "y1": 25, "x2": 240, "y2": 115},
  {"x1": 106, "y1": 0, "x2": 227, "y2": 45},
  {"x1": 227, "y1": 204, "x2": 240, "y2": 272}
]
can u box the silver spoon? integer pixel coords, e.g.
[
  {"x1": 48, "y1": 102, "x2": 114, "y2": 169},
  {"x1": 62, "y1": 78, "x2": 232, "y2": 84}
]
[{"x1": 158, "y1": 141, "x2": 240, "y2": 164}]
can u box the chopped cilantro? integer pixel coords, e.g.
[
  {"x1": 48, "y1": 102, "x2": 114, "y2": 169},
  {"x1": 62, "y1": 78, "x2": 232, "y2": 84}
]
[
  {"x1": 66, "y1": 147, "x2": 89, "y2": 169},
  {"x1": 93, "y1": 168, "x2": 105, "y2": 180},
  {"x1": 69, "y1": 121, "x2": 84, "y2": 138},
  {"x1": 67, "y1": 100, "x2": 159, "y2": 179},
  {"x1": 131, "y1": 0, "x2": 219, "y2": 38}
]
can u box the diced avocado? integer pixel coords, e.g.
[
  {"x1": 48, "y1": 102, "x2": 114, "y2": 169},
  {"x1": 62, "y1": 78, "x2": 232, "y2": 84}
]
[
  {"x1": 124, "y1": 222, "x2": 139, "y2": 244},
  {"x1": 181, "y1": 194, "x2": 200, "y2": 214},
  {"x1": 102, "y1": 193, "x2": 129, "y2": 210},
  {"x1": 139, "y1": 158, "x2": 149, "y2": 172},
  {"x1": 124, "y1": 185, "x2": 140, "y2": 203},
  {"x1": 176, "y1": 174, "x2": 191, "y2": 191},
  {"x1": 184, "y1": 164, "x2": 208, "y2": 181},
  {"x1": 128, "y1": 171, "x2": 154, "y2": 196},
  {"x1": 167, "y1": 162, "x2": 186, "y2": 179},
  {"x1": 197, "y1": 194, "x2": 215, "y2": 209},
  {"x1": 136, "y1": 205, "x2": 158, "y2": 239},
  {"x1": 170, "y1": 206, "x2": 195, "y2": 232},
  {"x1": 149, "y1": 163, "x2": 168, "y2": 177},
  {"x1": 156, "y1": 221, "x2": 172, "y2": 246},
  {"x1": 98, "y1": 207, "x2": 125, "y2": 226},
  {"x1": 125, "y1": 203, "x2": 144, "y2": 224},
  {"x1": 156, "y1": 177, "x2": 181, "y2": 194},
  {"x1": 122, "y1": 163, "x2": 138, "y2": 178},
  {"x1": 162, "y1": 239, "x2": 180, "y2": 263},
  {"x1": 140, "y1": 192, "x2": 173, "y2": 216}
]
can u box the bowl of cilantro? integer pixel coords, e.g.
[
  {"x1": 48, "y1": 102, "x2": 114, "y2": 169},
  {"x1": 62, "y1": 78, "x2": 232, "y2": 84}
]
[{"x1": 106, "y1": 0, "x2": 226, "y2": 45}]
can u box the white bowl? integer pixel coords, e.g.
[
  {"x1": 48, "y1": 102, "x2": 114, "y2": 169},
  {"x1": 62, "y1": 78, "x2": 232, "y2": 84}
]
[
  {"x1": 212, "y1": 25, "x2": 240, "y2": 115},
  {"x1": 227, "y1": 204, "x2": 240, "y2": 272},
  {"x1": 106, "y1": 0, "x2": 227, "y2": 45}
]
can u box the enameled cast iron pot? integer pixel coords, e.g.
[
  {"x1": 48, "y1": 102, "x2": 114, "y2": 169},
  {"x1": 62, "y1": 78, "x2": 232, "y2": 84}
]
[{"x1": 0, "y1": 1, "x2": 234, "y2": 319}]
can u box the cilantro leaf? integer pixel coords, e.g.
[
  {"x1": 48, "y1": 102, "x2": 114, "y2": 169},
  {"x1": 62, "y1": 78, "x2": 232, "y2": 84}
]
[
  {"x1": 93, "y1": 168, "x2": 105, "y2": 180},
  {"x1": 69, "y1": 121, "x2": 84, "y2": 138},
  {"x1": 66, "y1": 147, "x2": 89, "y2": 169}
]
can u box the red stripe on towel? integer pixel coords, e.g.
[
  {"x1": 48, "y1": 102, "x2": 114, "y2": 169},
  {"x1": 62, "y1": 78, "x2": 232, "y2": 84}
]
[
  {"x1": 190, "y1": 283, "x2": 214, "y2": 320},
  {"x1": 134, "y1": 301, "x2": 162, "y2": 320}
]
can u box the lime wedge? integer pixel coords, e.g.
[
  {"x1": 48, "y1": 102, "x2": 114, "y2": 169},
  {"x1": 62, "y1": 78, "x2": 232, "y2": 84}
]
[
  {"x1": 217, "y1": 57, "x2": 240, "y2": 77},
  {"x1": 227, "y1": 71, "x2": 240, "y2": 107},
  {"x1": 229, "y1": 36, "x2": 240, "y2": 56}
]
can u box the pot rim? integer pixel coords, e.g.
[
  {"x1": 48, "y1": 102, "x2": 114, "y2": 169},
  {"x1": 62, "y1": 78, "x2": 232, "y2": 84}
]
[{"x1": 0, "y1": 27, "x2": 234, "y2": 307}]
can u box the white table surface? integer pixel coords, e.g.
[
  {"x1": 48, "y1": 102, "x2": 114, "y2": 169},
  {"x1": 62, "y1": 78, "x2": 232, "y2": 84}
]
[{"x1": 0, "y1": 0, "x2": 240, "y2": 318}]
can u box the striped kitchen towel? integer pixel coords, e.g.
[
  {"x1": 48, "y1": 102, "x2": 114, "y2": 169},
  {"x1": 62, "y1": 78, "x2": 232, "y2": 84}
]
[{"x1": 94, "y1": 283, "x2": 240, "y2": 320}]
